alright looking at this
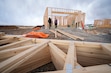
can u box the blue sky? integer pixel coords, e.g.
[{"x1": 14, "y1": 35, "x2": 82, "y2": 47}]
[{"x1": 0, "y1": 0, "x2": 111, "y2": 26}]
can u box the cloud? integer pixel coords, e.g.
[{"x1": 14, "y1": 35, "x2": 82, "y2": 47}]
[
  {"x1": 86, "y1": 0, "x2": 111, "y2": 23},
  {"x1": 0, "y1": 0, "x2": 111, "y2": 26}
]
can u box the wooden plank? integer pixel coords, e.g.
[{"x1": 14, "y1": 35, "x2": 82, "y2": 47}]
[
  {"x1": 49, "y1": 42, "x2": 83, "y2": 70},
  {"x1": 0, "y1": 44, "x2": 36, "y2": 60},
  {"x1": 50, "y1": 30, "x2": 62, "y2": 38},
  {"x1": 36, "y1": 39, "x2": 110, "y2": 47},
  {"x1": 0, "y1": 39, "x2": 33, "y2": 50},
  {"x1": 11, "y1": 57, "x2": 51, "y2": 73},
  {"x1": 77, "y1": 55, "x2": 111, "y2": 66},
  {"x1": 76, "y1": 46, "x2": 107, "y2": 55},
  {"x1": 57, "y1": 29, "x2": 84, "y2": 40},
  {"x1": 0, "y1": 40, "x2": 49, "y2": 73},
  {"x1": 40, "y1": 64, "x2": 111, "y2": 73},
  {"x1": 0, "y1": 37, "x2": 19, "y2": 45},
  {"x1": 101, "y1": 44, "x2": 111, "y2": 56},
  {"x1": 75, "y1": 41, "x2": 101, "y2": 48},
  {"x1": 54, "y1": 44, "x2": 68, "y2": 54},
  {"x1": 77, "y1": 51, "x2": 111, "y2": 60},
  {"x1": 52, "y1": 11, "x2": 79, "y2": 15},
  {"x1": 50, "y1": 39, "x2": 70, "y2": 45},
  {"x1": 49, "y1": 42, "x2": 66, "y2": 70},
  {"x1": 40, "y1": 69, "x2": 89, "y2": 73},
  {"x1": 85, "y1": 64, "x2": 111, "y2": 73},
  {"x1": 63, "y1": 42, "x2": 77, "y2": 69},
  {"x1": 11, "y1": 46, "x2": 51, "y2": 73}
]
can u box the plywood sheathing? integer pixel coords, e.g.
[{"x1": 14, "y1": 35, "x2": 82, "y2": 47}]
[
  {"x1": 44, "y1": 7, "x2": 85, "y2": 29},
  {"x1": 0, "y1": 35, "x2": 111, "y2": 73}
]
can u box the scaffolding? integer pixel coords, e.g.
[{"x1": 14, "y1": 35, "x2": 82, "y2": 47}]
[{"x1": 43, "y1": 7, "x2": 85, "y2": 29}]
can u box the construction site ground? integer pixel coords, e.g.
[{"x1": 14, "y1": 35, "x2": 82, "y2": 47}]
[
  {"x1": 0, "y1": 27, "x2": 111, "y2": 43},
  {"x1": 0, "y1": 26, "x2": 111, "y2": 72}
]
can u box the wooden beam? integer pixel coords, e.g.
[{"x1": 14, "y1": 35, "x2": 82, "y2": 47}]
[
  {"x1": 77, "y1": 55, "x2": 111, "y2": 66},
  {"x1": 50, "y1": 39, "x2": 70, "y2": 45},
  {"x1": 54, "y1": 44, "x2": 69, "y2": 54},
  {"x1": 11, "y1": 46, "x2": 51, "y2": 73},
  {"x1": 35, "y1": 38, "x2": 110, "y2": 47},
  {"x1": 0, "y1": 37, "x2": 19, "y2": 45},
  {"x1": 76, "y1": 46, "x2": 107, "y2": 55},
  {"x1": 49, "y1": 42, "x2": 83, "y2": 70},
  {"x1": 52, "y1": 11, "x2": 79, "y2": 15},
  {"x1": 50, "y1": 30, "x2": 62, "y2": 38},
  {"x1": 75, "y1": 41, "x2": 101, "y2": 48},
  {"x1": 63, "y1": 42, "x2": 77, "y2": 69},
  {"x1": 0, "y1": 44, "x2": 36, "y2": 60},
  {"x1": 49, "y1": 42, "x2": 66, "y2": 70},
  {"x1": 57, "y1": 29, "x2": 84, "y2": 40},
  {"x1": 101, "y1": 44, "x2": 111, "y2": 56},
  {"x1": 77, "y1": 51, "x2": 111, "y2": 60},
  {"x1": 0, "y1": 39, "x2": 33, "y2": 50},
  {"x1": 0, "y1": 32, "x2": 5, "y2": 38},
  {"x1": 0, "y1": 40, "x2": 49, "y2": 73},
  {"x1": 40, "y1": 64, "x2": 111, "y2": 73},
  {"x1": 40, "y1": 69, "x2": 89, "y2": 73}
]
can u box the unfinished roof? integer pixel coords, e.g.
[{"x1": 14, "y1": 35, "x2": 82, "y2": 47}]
[{"x1": 0, "y1": 34, "x2": 111, "y2": 73}]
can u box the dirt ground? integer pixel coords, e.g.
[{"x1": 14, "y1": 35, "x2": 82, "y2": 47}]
[
  {"x1": 0, "y1": 27, "x2": 111, "y2": 43},
  {"x1": 0, "y1": 26, "x2": 111, "y2": 73}
]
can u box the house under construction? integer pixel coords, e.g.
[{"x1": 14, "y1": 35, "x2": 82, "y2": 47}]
[
  {"x1": 94, "y1": 19, "x2": 111, "y2": 28},
  {"x1": 0, "y1": 7, "x2": 111, "y2": 73},
  {"x1": 44, "y1": 7, "x2": 85, "y2": 29}
]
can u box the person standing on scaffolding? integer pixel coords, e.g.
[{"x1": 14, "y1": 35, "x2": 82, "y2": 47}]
[
  {"x1": 48, "y1": 17, "x2": 52, "y2": 29},
  {"x1": 54, "y1": 17, "x2": 58, "y2": 28}
]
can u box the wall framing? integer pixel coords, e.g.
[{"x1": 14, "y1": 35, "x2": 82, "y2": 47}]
[
  {"x1": 94, "y1": 19, "x2": 111, "y2": 28},
  {"x1": 43, "y1": 7, "x2": 85, "y2": 29}
]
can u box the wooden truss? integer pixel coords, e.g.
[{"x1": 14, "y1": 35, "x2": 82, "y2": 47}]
[
  {"x1": 0, "y1": 35, "x2": 111, "y2": 73},
  {"x1": 44, "y1": 7, "x2": 85, "y2": 29}
]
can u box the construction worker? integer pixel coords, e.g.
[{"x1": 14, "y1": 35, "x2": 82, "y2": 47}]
[
  {"x1": 48, "y1": 17, "x2": 52, "y2": 29},
  {"x1": 54, "y1": 17, "x2": 58, "y2": 28}
]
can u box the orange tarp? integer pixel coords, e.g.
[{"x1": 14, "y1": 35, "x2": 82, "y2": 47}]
[
  {"x1": 24, "y1": 31, "x2": 49, "y2": 38},
  {"x1": 33, "y1": 27, "x2": 41, "y2": 30}
]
